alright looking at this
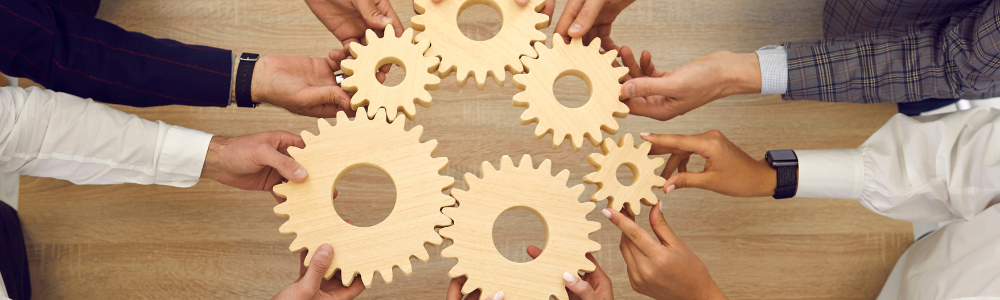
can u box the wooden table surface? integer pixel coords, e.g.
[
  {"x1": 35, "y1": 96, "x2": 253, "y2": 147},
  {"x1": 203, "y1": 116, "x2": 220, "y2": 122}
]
[{"x1": 16, "y1": 0, "x2": 912, "y2": 299}]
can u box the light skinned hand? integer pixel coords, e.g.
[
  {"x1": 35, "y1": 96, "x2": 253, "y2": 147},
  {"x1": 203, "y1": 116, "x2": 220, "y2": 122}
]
[
  {"x1": 271, "y1": 244, "x2": 366, "y2": 300},
  {"x1": 306, "y1": 0, "x2": 404, "y2": 49},
  {"x1": 639, "y1": 131, "x2": 776, "y2": 197},
  {"x1": 200, "y1": 131, "x2": 310, "y2": 203},
  {"x1": 618, "y1": 50, "x2": 762, "y2": 121},
  {"x1": 603, "y1": 203, "x2": 728, "y2": 300},
  {"x1": 248, "y1": 54, "x2": 354, "y2": 118},
  {"x1": 553, "y1": 0, "x2": 635, "y2": 50}
]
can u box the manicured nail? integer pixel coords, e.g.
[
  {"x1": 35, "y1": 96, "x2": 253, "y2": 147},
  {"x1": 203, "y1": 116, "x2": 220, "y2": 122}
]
[
  {"x1": 569, "y1": 23, "x2": 583, "y2": 34},
  {"x1": 665, "y1": 184, "x2": 676, "y2": 194},
  {"x1": 563, "y1": 272, "x2": 578, "y2": 284},
  {"x1": 515, "y1": 0, "x2": 529, "y2": 5},
  {"x1": 492, "y1": 291, "x2": 505, "y2": 300},
  {"x1": 601, "y1": 208, "x2": 612, "y2": 218},
  {"x1": 294, "y1": 167, "x2": 307, "y2": 180},
  {"x1": 624, "y1": 83, "x2": 635, "y2": 97},
  {"x1": 382, "y1": 17, "x2": 393, "y2": 25},
  {"x1": 657, "y1": 201, "x2": 664, "y2": 212},
  {"x1": 639, "y1": 132, "x2": 650, "y2": 137}
]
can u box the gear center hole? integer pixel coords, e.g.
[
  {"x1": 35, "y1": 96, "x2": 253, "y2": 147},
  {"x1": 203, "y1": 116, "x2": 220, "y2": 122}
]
[
  {"x1": 332, "y1": 166, "x2": 396, "y2": 227},
  {"x1": 617, "y1": 163, "x2": 637, "y2": 187},
  {"x1": 458, "y1": 3, "x2": 502, "y2": 41},
  {"x1": 376, "y1": 57, "x2": 406, "y2": 87},
  {"x1": 492, "y1": 207, "x2": 547, "y2": 263},
  {"x1": 552, "y1": 72, "x2": 592, "y2": 109}
]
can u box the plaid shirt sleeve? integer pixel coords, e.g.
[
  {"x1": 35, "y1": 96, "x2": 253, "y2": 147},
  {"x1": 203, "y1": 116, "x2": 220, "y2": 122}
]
[{"x1": 781, "y1": 0, "x2": 1000, "y2": 103}]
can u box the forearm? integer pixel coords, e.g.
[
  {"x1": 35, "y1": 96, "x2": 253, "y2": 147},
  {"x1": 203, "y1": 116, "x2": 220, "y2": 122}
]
[{"x1": 0, "y1": 86, "x2": 212, "y2": 187}]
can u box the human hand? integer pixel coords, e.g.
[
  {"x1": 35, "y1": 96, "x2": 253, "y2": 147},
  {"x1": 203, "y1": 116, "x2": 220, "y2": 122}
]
[
  {"x1": 602, "y1": 203, "x2": 728, "y2": 300},
  {"x1": 639, "y1": 131, "x2": 775, "y2": 197},
  {"x1": 249, "y1": 53, "x2": 354, "y2": 118},
  {"x1": 528, "y1": 245, "x2": 613, "y2": 300},
  {"x1": 553, "y1": 0, "x2": 635, "y2": 50},
  {"x1": 429, "y1": 0, "x2": 556, "y2": 21},
  {"x1": 271, "y1": 244, "x2": 366, "y2": 300},
  {"x1": 306, "y1": 0, "x2": 404, "y2": 49},
  {"x1": 618, "y1": 49, "x2": 761, "y2": 121},
  {"x1": 200, "y1": 131, "x2": 308, "y2": 202}
]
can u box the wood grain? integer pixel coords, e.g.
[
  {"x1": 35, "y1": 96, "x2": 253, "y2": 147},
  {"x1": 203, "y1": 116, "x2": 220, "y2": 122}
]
[
  {"x1": 583, "y1": 134, "x2": 666, "y2": 216},
  {"x1": 15, "y1": 0, "x2": 913, "y2": 299}
]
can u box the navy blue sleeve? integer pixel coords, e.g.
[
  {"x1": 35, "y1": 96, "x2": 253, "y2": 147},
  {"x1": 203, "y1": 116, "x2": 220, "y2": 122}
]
[{"x1": 0, "y1": 0, "x2": 231, "y2": 107}]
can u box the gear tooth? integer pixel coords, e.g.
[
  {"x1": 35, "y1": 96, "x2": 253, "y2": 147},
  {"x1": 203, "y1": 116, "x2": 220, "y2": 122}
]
[
  {"x1": 637, "y1": 140, "x2": 653, "y2": 154},
  {"x1": 589, "y1": 37, "x2": 603, "y2": 51},
  {"x1": 481, "y1": 161, "x2": 497, "y2": 174},
  {"x1": 370, "y1": 107, "x2": 387, "y2": 122},
  {"x1": 398, "y1": 260, "x2": 414, "y2": 275},
  {"x1": 341, "y1": 59, "x2": 357, "y2": 75},
  {"x1": 491, "y1": 69, "x2": 506, "y2": 87},
  {"x1": 365, "y1": 28, "x2": 379, "y2": 43},
  {"x1": 401, "y1": 27, "x2": 414, "y2": 42},
  {"x1": 585, "y1": 130, "x2": 603, "y2": 147},
  {"x1": 529, "y1": 30, "x2": 547, "y2": 43},
  {"x1": 512, "y1": 92, "x2": 528, "y2": 107},
  {"x1": 379, "y1": 268, "x2": 394, "y2": 284},
  {"x1": 628, "y1": 202, "x2": 642, "y2": 217},
  {"x1": 474, "y1": 71, "x2": 487, "y2": 90},
  {"x1": 520, "y1": 56, "x2": 536, "y2": 72},
  {"x1": 413, "y1": 248, "x2": 431, "y2": 262},
  {"x1": 347, "y1": 42, "x2": 363, "y2": 59},
  {"x1": 620, "y1": 133, "x2": 635, "y2": 146},
  {"x1": 272, "y1": 183, "x2": 292, "y2": 200},
  {"x1": 359, "y1": 271, "x2": 375, "y2": 288},
  {"x1": 653, "y1": 175, "x2": 667, "y2": 187},
  {"x1": 517, "y1": 154, "x2": 533, "y2": 169},
  {"x1": 551, "y1": 33, "x2": 565, "y2": 46},
  {"x1": 416, "y1": 39, "x2": 432, "y2": 55},
  {"x1": 519, "y1": 109, "x2": 537, "y2": 124},
  {"x1": 435, "y1": 157, "x2": 451, "y2": 174},
  {"x1": 599, "y1": 137, "x2": 615, "y2": 153},
  {"x1": 582, "y1": 172, "x2": 597, "y2": 184},
  {"x1": 500, "y1": 155, "x2": 516, "y2": 171},
  {"x1": 556, "y1": 169, "x2": 572, "y2": 183},
  {"x1": 538, "y1": 159, "x2": 552, "y2": 172},
  {"x1": 533, "y1": 123, "x2": 549, "y2": 138}
]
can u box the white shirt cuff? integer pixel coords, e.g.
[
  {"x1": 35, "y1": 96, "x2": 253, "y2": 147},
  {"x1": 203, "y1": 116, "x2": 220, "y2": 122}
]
[
  {"x1": 756, "y1": 45, "x2": 788, "y2": 95},
  {"x1": 795, "y1": 149, "x2": 863, "y2": 199},
  {"x1": 155, "y1": 125, "x2": 213, "y2": 187}
]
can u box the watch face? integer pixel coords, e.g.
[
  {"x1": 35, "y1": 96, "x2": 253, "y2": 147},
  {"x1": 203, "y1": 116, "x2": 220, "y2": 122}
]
[{"x1": 768, "y1": 149, "x2": 797, "y2": 162}]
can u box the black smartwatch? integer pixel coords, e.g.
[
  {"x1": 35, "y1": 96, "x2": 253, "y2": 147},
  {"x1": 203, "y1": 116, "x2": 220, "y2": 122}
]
[
  {"x1": 765, "y1": 149, "x2": 798, "y2": 199},
  {"x1": 234, "y1": 53, "x2": 259, "y2": 108}
]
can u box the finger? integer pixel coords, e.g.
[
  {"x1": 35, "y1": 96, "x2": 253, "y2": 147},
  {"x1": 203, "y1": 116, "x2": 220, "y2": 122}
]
[
  {"x1": 660, "y1": 152, "x2": 691, "y2": 178},
  {"x1": 601, "y1": 208, "x2": 660, "y2": 255},
  {"x1": 375, "y1": 0, "x2": 405, "y2": 37},
  {"x1": 621, "y1": 76, "x2": 674, "y2": 99},
  {"x1": 678, "y1": 156, "x2": 690, "y2": 173},
  {"x1": 526, "y1": 245, "x2": 543, "y2": 259},
  {"x1": 640, "y1": 50, "x2": 656, "y2": 76},
  {"x1": 583, "y1": 253, "x2": 609, "y2": 282},
  {"x1": 620, "y1": 46, "x2": 643, "y2": 79},
  {"x1": 619, "y1": 234, "x2": 645, "y2": 280},
  {"x1": 570, "y1": 0, "x2": 606, "y2": 38},
  {"x1": 270, "y1": 130, "x2": 306, "y2": 150},
  {"x1": 341, "y1": 275, "x2": 366, "y2": 298},
  {"x1": 514, "y1": 0, "x2": 529, "y2": 6},
  {"x1": 562, "y1": 272, "x2": 600, "y2": 300},
  {"x1": 540, "y1": 0, "x2": 556, "y2": 20},
  {"x1": 663, "y1": 172, "x2": 712, "y2": 192},
  {"x1": 353, "y1": 0, "x2": 395, "y2": 32},
  {"x1": 258, "y1": 145, "x2": 308, "y2": 182},
  {"x1": 600, "y1": 34, "x2": 619, "y2": 53},
  {"x1": 301, "y1": 244, "x2": 334, "y2": 292},
  {"x1": 640, "y1": 133, "x2": 712, "y2": 156},
  {"x1": 649, "y1": 201, "x2": 681, "y2": 246},
  {"x1": 447, "y1": 277, "x2": 467, "y2": 300},
  {"x1": 299, "y1": 86, "x2": 352, "y2": 117},
  {"x1": 328, "y1": 49, "x2": 349, "y2": 71},
  {"x1": 553, "y1": 0, "x2": 584, "y2": 40},
  {"x1": 298, "y1": 250, "x2": 309, "y2": 277}
]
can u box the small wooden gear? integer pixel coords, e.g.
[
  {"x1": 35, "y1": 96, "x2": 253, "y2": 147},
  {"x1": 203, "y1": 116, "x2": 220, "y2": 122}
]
[
  {"x1": 583, "y1": 134, "x2": 667, "y2": 216},
  {"x1": 341, "y1": 24, "x2": 441, "y2": 122},
  {"x1": 411, "y1": 0, "x2": 549, "y2": 89},
  {"x1": 513, "y1": 34, "x2": 630, "y2": 151},
  {"x1": 272, "y1": 107, "x2": 455, "y2": 287},
  {"x1": 441, "y1": 155, "x2": 602, "y2": 300}
]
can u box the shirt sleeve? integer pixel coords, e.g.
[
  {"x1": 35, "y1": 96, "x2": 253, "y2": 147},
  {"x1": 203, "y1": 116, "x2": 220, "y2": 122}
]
[
  {"x1": 780, "y1": 1, "x2": 1000, "y2": 103},
  {"x1": 756, "y1": 45, "x2": 788, "y2": 95},
  {"x1": 0, "y1": 0, "x2": 232, "y2": 107},
  {"x1": 794, "y1": 107, "x2": 1000, "y2": 223},
  {"x1": 0, "y1": 86, "x2": 213, "y2": 187}
]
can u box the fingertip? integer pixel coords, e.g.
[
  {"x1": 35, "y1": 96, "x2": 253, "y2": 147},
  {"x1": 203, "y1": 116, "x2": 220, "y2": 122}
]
[
  {"x1": 569, "y1": 23, "x2": 583, "y2": 36},
  {"x1": 623, "y1": 82, "x2": 635, "y2": 97},
  {"x1": 562, "y1": 272, "x2": 578, "y2": 284},
  {"x1": 292, "y1": 167, "x2": 308, "y2": 182},
  {"x1": 665, "y1": 184, "x2": 676, "y2": 194},
  {"x1": 515, "y1": 0, "x2": 529, "y2": 5},
  {"x1": 601, "y1": 208, "x2": 612, "y2": 219}
]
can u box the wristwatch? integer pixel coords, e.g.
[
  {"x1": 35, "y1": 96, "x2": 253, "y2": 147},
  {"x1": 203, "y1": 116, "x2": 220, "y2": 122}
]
[
  {"x1": 235, "y1": 53, "x2": 259, "y2": 108},
  {"x1": 765, "y1": 149, "x2": 798, "y2": 199}
]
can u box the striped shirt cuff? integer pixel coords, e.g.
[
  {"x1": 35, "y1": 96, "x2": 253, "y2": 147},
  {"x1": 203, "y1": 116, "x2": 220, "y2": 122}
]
[{"x1": 756, "y1": 45, "x2": 788, "y2": 95}]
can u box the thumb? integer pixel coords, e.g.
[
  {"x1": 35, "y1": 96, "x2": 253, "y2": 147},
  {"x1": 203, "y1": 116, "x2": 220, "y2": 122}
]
[
  {"x1": 301, "y1": 244, "x2": 334, "y2": 292},
  {"x1": 259, "y1": 147, "x2": 308, "y2": 182},
  {"x1": 664, "y1": 172, "x2": 711, "y2": 192},
  {"x1": 622, "y1": 76, "x2": 673, "y2": 98},
  {"x1": 562, "y1": 272, "x2": 600, "y2": 299},
  {"x1": 353, "y1": 0, "x2": 400, "y2": 35},
  {"x1": 299, "y1": 86, "x2": 352, "y2": 117}
]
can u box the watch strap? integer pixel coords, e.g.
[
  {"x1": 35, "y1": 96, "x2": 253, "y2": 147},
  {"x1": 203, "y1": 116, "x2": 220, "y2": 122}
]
[
  {"x1": 773, "y1": 166, "x2": 797, "y2": 199},
  {"x1": 235, "y1": 53, "x2": 259, "y2": 108}
]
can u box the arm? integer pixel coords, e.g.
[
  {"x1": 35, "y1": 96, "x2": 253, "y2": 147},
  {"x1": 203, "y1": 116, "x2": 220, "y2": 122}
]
[
  {"x1": 782, "y1": 1, "x2": 1000, "y2": 103},
  {"x1": 0, "y1": 0, "x2": 231, "y2": 107}
]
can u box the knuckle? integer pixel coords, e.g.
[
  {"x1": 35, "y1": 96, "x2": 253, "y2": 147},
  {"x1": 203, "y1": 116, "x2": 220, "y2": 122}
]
[{"x1": 627, "y1": 229, "x2": 642, "y2": 241}]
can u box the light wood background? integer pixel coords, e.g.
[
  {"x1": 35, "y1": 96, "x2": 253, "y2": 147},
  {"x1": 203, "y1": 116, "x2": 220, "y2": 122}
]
[{"x1": 14, "y1": 0, "x2": 913, "y2": 299}]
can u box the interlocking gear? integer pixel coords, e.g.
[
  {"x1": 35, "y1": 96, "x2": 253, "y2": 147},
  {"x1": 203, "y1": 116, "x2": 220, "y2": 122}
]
[
  {"x1": 513, "y1": 34, "x2": 630, "y2": 151},
  {"x1": 411, "y1": 0, "x2": 549, "y2": 89},
  {"x1": 272, "y1": 107, "x2": 455, "y2": 287},
  {"x1": 341, "y1": 24, "x2": 441, "y2": 122},
  {"x1": 441, "y1": 155, "x2": 601, "y2": 300},
  {"x1": 583, "y1": 134, "x2": 666, "y2": 216}
]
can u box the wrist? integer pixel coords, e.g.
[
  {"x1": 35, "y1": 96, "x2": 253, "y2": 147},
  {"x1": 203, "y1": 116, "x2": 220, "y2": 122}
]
[
  {"x1": 724, "y1": 52, "x2": 762, "y2": 95},
  {"x1": 250, "y1": 54, "x2": 267, "y2": 104},
  {"x1": 757, "y1": 158, "x2": 777, "y2": 197},
  {"x1": 201, "y1": 136, "x2": 227, "y2": 181}
]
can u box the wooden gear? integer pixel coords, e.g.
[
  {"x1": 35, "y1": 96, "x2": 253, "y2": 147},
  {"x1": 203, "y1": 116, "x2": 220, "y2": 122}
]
[
  {"x1": 583, "y1": 134, "x2": 667, "y2": 216},
  {"x1": 441, "y1": 155, "x2": 602, "y2": 300},
  {"x1": 272, "y1": 107, "x2": 455, "y2": 287},
  {"x1": 341, "y1": 24, "x2": 441, "y2": 122},
  {"x1": 411, "y1": 0, "x2": 549, "y2": 89},
  {"x1": 513, "y1": 34, "x2": 630, "y2": 151}
]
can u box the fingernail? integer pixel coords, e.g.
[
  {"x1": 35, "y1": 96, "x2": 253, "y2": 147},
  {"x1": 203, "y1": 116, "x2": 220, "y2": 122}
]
[
  {"x1": 657, "y1": 201, "x2": 664, "y2": 212},
  {"x1": 624, "y1": 83, "x2": 635, "y2": 97},
  {"x1": 639, "y1": 132, "x2": 650, "y2": 137},
  {"x1": 563, "y1": 272, "x2": 578, "y2": 284},
  {"x1": 601, "y1": 208, "x2": 612, "y2": 219},
  {"x1": 570, "y1": 23, "x2": 583, "y2": 34},
  {"x1": 316, "y1": 245, "x2": 332, "y2": 258},
  {"x1": 492, "y1": 291, "x2": 505, "y2": 300},
  {"x1": 665, "y1": 184, "x2": 676, "y2": 194},
  {"x1": 516, "y1": 0, "x2": 528, "y2": 5},
  {"x1": 381, "y1": 17, "x2": 393, "y2": 25},
  {"x1": 294, "y1": 167, "x2": 307, "y2": 180}
]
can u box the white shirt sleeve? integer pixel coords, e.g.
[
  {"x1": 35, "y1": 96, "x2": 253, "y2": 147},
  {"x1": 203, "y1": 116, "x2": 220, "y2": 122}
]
[
  {"x1": 756, "y1": 45, "x2": 788, "y2": 95},
  {"x1": 794, "y1": 107, "x2": 1000, "y2": 223},
  {"x1": 0, "y1": 86, "x2": 212, "y2": 187}
]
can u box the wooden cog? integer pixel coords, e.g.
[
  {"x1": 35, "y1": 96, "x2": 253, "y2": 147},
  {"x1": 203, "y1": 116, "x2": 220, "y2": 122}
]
[
  {"x1": 513, "y1": 34, "x2": 630, "y2": 151},
  {"x1": 411, "y1": 0, "x2": 549, "y2": 89},
  {"x1": 341, "y1": 24, "x2": 441, "y2": 122},
  {"x1": 583, "y1": 134, "x2": 667, "y2": 216},
  {"x1": 441, "y1": 155, "x2": 602, "y2": 300},
  {"x1": 272, "y1": 107, "x2": 455, "y2": 288}
]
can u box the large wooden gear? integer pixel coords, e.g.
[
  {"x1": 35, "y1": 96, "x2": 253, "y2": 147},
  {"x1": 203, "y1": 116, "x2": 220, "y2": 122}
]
[
  {"x1": 583, "y1": 134, "x2": 667, "y2": 216},
  {"x1": 272, "y1": 107, "x2": 455, "y2": 287},
  {"x1": 441, "y1": 155, "x2": 602, "y2": 300},
  {"x1": 513, "y1": 34, "x2": 630, "y2": 151},
  {"x1": 341, "y1": 24, "x2": 441, "y2": 122},
  {"x1": 411, "y1": 0, "x2": 549, "y2": 89}
]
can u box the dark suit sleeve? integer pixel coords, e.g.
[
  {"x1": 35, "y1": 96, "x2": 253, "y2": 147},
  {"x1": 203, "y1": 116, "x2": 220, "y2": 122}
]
[
  {"x1": 0, "y1": 0, "x2": 231, "y2": 107},
  {"x1": 781, "y1": 0, "x2": 1000, "y2": 103}
]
